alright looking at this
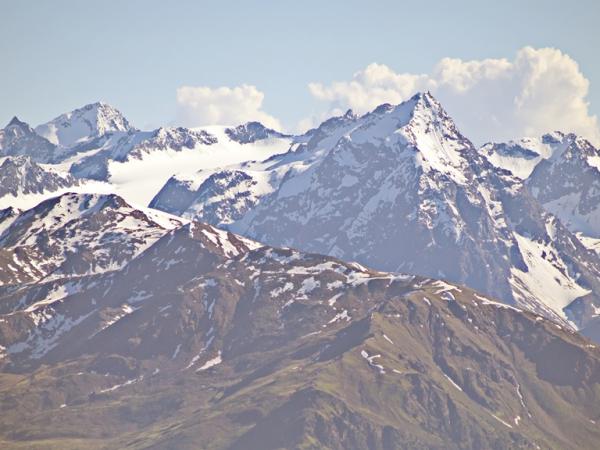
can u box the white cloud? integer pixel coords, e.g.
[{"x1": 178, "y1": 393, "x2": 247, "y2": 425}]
[
  {"x1": 176, "y1": 84, "x2": 282, "y2": 130},
  {"x1": 308, "y1": 47, "x2": 600, "y2": 145}
]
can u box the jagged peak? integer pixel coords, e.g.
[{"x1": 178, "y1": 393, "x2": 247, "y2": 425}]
[
  {"x1": 0, "y1": 192, "x2": 117, "y2": 240},
  {"x1": 485, "y1": 131, "x2": 595, "y2": 154},
  {"x1": 356, "y1": 92, "x2": 452, "y2": 131},
  {"x1": 2, "y1": 117, "x2": 37, "y2": 136},
  {"x1": 0, "y1": 205, "x2": 20, "y2": 218},
  {"x1": 404, "y1": 91, "x2": 447, "y2": 117},
  {"x1": 35, "y1": 101, "x2": 134, "y2": 147},
  {"x1": 541, "y1": 131, "x2": 566, "y2": 144},
  {"x1": 75, "y1": 100, "x2": 121, "y2": 114},
  {"x1": 307, "y1": 91, "x2": 466, "y2": 158},
  {"x1": 71, "y1": 101, "x2": 130, "y2": 126},
  {"x1": 0, "y1": 154, "x2": 35, "y2": 168},
  {"x1": 58, "y1": 191, "x2": 127, "y2": 207},
  {"x1": 20, "y1": 192, "x2": 183, "y2": 232},
  {"x1": 410, "y1": 90, "x2": 438, "y2": 102},
  {"x1": 225, "y1": 121, "x2": 289, "y2": 144},
  {"x1": 342, "y1": 109, "x2": 356, "y2": 119},
  {"x1": 6, "y1": 116, "x2": 29, "y2": 128},
  {"x1": 24, "y1": 192, "x2": 128, "y2": 217},
  {"x1": 372, "y1": 103, "x2": 394, "y2": 114},
  {"x1": 370, "y1": 92, "x2": 460, "y2": 141},
  {"x1": 542, "y1": 131, "x2": 598, "y2": 153}
]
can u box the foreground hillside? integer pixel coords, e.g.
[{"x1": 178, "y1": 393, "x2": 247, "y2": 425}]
[{"x1": 1, "y1": 194, "x2": 600, "y2": 449}]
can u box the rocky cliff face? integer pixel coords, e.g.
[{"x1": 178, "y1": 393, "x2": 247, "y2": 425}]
[{"x1": 0, "y1": 117, "x2": 57, "y2": 162}]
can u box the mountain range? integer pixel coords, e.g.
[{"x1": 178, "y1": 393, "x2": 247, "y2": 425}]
[
  {"x1": 2, "y1": 94, "x2": 600, "y2": 448},
  {"x1": 149, "y1": 93, "x2": 600, "y2": 338}
]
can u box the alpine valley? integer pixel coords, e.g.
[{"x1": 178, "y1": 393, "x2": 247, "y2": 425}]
[{"x1": 2, "y1": 95, "x2": 600, "y2": 449}]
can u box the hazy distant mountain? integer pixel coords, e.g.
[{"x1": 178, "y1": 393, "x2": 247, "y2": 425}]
[
  {"x1": 0, "y1": 116, "x2": 57, "y2": 162},
  {"x1": 225, "y1": 121, "x2": 291, "y2": 143},
  {"x1": 34, "y1": 101, "x2": 134, "y2": 148},
  {"x1": 483, "y1": 132, "x2": 600, "y2": 245},
  {"x1": 0, "y1": 156, "x2": 80, "y2": 200},
  {"x1": 0, "y1": 103, "x2": 294, "y2": 207}
]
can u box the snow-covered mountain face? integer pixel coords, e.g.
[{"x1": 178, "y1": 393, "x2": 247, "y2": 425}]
[
  {"x1": 483, "y1": 133, "x2": 600, "y2": 245},
  {"x1": 68, "y1": 126, "x2": 218, "y2": 181},
  {"x1": 479, "y1": 134, "x2": 562, "y2": 180},
  {"x1": 0, "y1": 105, "x2": 294, "y2": 208},
  {"x1": 0, "y1": 155, "x2": 117, "y2": 211},
  {"x1": 0, "y1": 192, "x2": 182, "y2": 285},
  {"x1": 34, "y1": 102, "x2": 134, "y2": 148},
  {"x1": 150, "y1": 93, "x2": 600, "y2": 333},
  {"x1": 0, "y1": 156, "x2": 79, "y2": 200},
  {"x1": 0, "y1": 103, "x2": 134, "y2": 165},
  {"x1": 72, "y1": 125, "x2": 293, "y2": 205},
  {"x1": 0, "y1": 117, "x2": 57, "y2": 162}
]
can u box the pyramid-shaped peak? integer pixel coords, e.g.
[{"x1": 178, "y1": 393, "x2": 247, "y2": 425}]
[
  {"x1": 35, "y1": 101, "x2": 134, "y2": 147},
  {"x1": 391, "y1": 92, "x2": 459, "y2": 134},
  {"x1": 6, "y1": 116, "x2": 29, "y2": 128},
  {"x1": 70, "y1": 101, "x2": 130, "y2": 126},
  {"x1": 367, "y1": 91, "x2": 453, "y2": 130},
  {"x1": 411, "y1": 90, "x2": 437, "y2": 102},
  {"x1": 361, "y1": 92, "x2": 450, "y2": 126},
  {"x1": 82, "y1": 101, "x2": 125, "y2": 117},
  {"x1": 407, "y1": 91, "x2": 446, "y2": 113}
]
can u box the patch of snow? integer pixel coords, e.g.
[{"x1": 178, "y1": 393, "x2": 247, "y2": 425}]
[
  {"x1": 442, "y1": 373, "x2": 463, "y2": 392},
  {"x1": 328, "y1": 309, "x2": 351, "y2": 323},
  {"x1": 327, "y1": 293, "x2": 343, "y2": 306},
  {"x1": 270, "y1": 282, "x2": 294, "y2": 298},
  {"x1": 490, "y1": 413, "x2": 513, "y2": 429},
  {"x1": 510, "y1": 233, "x2": 590, "y2": 322},
  {"x1": 172, "y1": 344, "x2": 181, "y2": 359},
  {"x1": 360, "y1": 349, "x2": 385, "y2": 374},
  {"x1": 196, "y1": 351, "x2": 222, "y2": 371}
]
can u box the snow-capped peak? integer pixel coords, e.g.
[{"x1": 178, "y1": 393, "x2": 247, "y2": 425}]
[
  {"x1": 0, "y1": 191, "x2": 184, "y2": 282},
  {"x1": 5, "y1": 192, "x2": 182, "y2": 238},
  {"x1": 481, "y1": 131, "x2": 599, "y2": 179},
  {"x1": 35, "y1": 101, "x2": 134, "y2": 147},
  {"x1": 396, "y1": 91, "x2": 461, "y2": 141},
  {"x1": 331, "y1": 91, "x2": 474, "y2": 184},
  {"x1": 399, "y1": 93, "x2": 472, "y2": 180},
  {"x1": 225, "y1": 121, "x2": 290, "y2": 144},
  {"x1": 0, "y1": 116, "x2": 57, "y2": 162}
]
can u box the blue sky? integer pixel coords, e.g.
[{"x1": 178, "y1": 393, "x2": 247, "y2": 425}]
[{"x1": 2, "y1": 0, "x2": 600, "y2": 143}]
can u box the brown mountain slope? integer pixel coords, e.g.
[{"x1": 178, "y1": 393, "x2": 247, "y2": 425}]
[{"x1": 0, "y1": 195, "x2": 600, "y2": 449}]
